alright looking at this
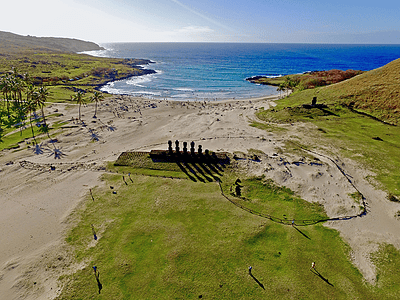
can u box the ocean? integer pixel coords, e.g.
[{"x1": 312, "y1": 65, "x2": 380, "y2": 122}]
[{"x1": 84, "y1": 43, "x2": 400, "y2": 101}]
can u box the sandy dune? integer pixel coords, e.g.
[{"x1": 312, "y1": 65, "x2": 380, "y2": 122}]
[{"x1": 1, "y1": 95, "x2": 399, "y2": 299}]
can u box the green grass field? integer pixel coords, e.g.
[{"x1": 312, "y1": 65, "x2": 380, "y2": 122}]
[
  {"x1": 54, "y1": 158, "x2": 400, "y2": 299},
  {"x1": 256, "y1": 91, "x2": 400, "y2": 200}
]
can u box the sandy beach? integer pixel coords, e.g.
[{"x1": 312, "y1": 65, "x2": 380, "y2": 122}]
[{"x1": 1, "y1": 94, "x2": 400, "y2": 299}]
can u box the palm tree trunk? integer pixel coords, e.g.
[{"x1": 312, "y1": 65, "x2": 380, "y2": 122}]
[
  {"x1": 41, "y1": 105, "x2": 51, "y2": 140},
  {"x1": 41, "y1": 106, "x2": 47, "y2": 125},
  {"x1": 29, "y1": 113, "x2": 37, "y2": 144}
]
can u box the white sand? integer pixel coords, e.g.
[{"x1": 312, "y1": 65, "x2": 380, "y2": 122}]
[{"x1": 1, "y1": 94, "x2": 400, "y2": 298}]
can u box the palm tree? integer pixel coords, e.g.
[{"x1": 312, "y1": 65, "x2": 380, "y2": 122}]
[
  {"x1": 72, "y1": 91, "x2": 86, "y2": 120},
  {"x1": 26, "y1": 97, "x2": 38, "y2": 144},
  {"x1": 37, "y1": 86, "x2": 50, "y2": 127},
  {"x1": 25, "y1": 84, "x2": 36, "y2": 103},
  {"x1": 31, "y1": 86, "x2": 52, "y2": 140},
  {"x1": 22, "y1": 73, "x2": 32, "y2": 86},
  {"x1": 277, "y1": 83, "x2": 285, "y2": 99},
  {"x1": 90, "y1": 90, "x2": 104, "y2": 118},
  {"x1": 15, "y1": 78, "x2": 25, "y2": 105},
  {"x1": 0, "y1": 76, "x2": 11, "y2": 117}
]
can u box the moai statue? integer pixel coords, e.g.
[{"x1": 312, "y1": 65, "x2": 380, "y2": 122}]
[
  {"x1": 190, "y1": 141, "x2": 195, "y2": 156},
  {"x1": 175, "y1": 140, "x2": 180, "y2": 154},
  {"x1": 235, "y1": 178, "x2": 242, "y2": 197},
  {"x1": 183, "y1": 142, "x2": 188, "y2": 155},
  {"x1": 205, "y1": 149, "x2": 209, "y2": 158},
  {"x1": 312, "y1": 97, "x2": 317, "y2": 106},
  {"x1": 198, "y1": 145, "x2": 203, "y2": 156},
  {"x1": 168, "y1": 140, "x2": 173, "y2": 155},
  {"x1": 235, "y1": 184, "x2": 242, "y2": 197}
]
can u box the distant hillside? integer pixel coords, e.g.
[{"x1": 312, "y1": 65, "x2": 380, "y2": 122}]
[
  {"x1": 0, "y1": 31, "x2": 104, "y2": 55},
  {"x1": 317, "y1": 58, "x2": 400, "y2": 123}
]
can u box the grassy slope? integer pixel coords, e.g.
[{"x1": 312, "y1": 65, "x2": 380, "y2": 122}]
[
  {"x1": 0, "y1": 30, "x2": 103, "y2": 53},
  {"x1": 256, "y1": 58, "x2": 400, "y2": 198},
  {"x1": 255, "y1": 58, "x2": 400, "y2": 125},
  {"x1": 322, "y1": 59, "x2": 400, "y2": 123},
  {"x1": 54, "y1": 161, "x2": 400, "y2": 299},
  {"x1": 0, "y1": 52, "x2": 151, "y2": 101}
]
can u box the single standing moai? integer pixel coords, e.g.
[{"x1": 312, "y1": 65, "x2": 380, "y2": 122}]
[
  {"x1": 205, "y1": 149, "x2": 209, "y2": 156},
  {"x1": 198, "y1": 145, "x2": 203, "y2": 156},
  {"x1": 183, "y1": 142, "x2": 188, "y2": 155},
  {"x1": 190, "y1": 141, "x2": 196, "y2": 156},
  {"x1": 312, "y1": 97, "x2": 317, "y2": 106},
  {"x1": 175, "y1": 140, "x2": 180, "y2": 154},
  {"x1": 235, "y1": 184, "x2": 242, "y2": 197},
  {"x1": 168, "y1": 140, "x2": 173, "y2": 155}
]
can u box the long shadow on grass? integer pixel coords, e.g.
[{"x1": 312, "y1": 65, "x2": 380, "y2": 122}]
[
  {"x1": 93, "y1": 270, "x2": 103, "y2": 294},
  {"x1": 310, "y1": 269, "x2": 334, "y2": 287},
  {"x1": 198, "y1": 162, "x2": 221, "y2": 181},
  {"x1": 176, "y1": 162, "x2": 198, "y2": 182},
  {"x1": 293, "y1": 225, "x2": 311, "y2": 240},
  {"x1": 187, "y1": 162, "x2": 214, "y2": 182},
  {"x1": 250, "y1": 273, "x2": 265, "y2": 290}
]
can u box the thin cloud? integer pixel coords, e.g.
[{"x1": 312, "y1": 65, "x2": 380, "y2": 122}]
[
  {"x1": 170, "y1": 0, "x2": 234, "y2": 32},
  {"x1": 178, "y1": 26, "x2": 214, "y2": 33}
]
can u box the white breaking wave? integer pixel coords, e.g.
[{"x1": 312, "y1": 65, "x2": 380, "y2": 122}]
[
  {"x1": 264, "y1": 74, "x2": 284, "y2": 78},
  {"x1": 173, "y1": 88, "x2": 194, "y2": 92},
  {"x1": 126, "y1": 73, "x2": 155, "y2": 86}
]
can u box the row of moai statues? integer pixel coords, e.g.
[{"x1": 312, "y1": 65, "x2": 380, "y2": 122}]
[{"x1": 168, "y1": 140, "x2": 210, "y2": 156}]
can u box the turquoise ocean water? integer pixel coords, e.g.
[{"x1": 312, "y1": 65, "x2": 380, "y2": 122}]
[{"x1": 84, "y1": 43, "x2": 400, "y2": 101}]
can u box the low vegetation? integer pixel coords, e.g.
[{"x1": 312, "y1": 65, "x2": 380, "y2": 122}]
[
  {"x1": 247, "y1": 69, "x2": 364, "y2": 95},
  {"x1": 256, "y1": 58, "x2": 400, "y2": 203},
  {"x1": 0, "y1": 53, "x2": 154, "y2": 101}
]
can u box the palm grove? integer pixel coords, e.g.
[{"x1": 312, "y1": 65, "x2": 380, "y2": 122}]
[{"x1": 0, "y1": 68, "x2": 104, "y2": 147}]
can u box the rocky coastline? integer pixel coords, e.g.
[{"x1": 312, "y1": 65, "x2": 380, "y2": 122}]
[{"x1": 94, "y1": 58, "x2": 157, "y2": 93}]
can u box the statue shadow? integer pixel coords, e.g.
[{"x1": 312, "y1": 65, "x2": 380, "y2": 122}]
[
  {"x1": 176, "y1": 162, "x2": 198, "y2": 182},
  {"x1": 187, "y1": 162, "x2": 214, "y2": 182}
]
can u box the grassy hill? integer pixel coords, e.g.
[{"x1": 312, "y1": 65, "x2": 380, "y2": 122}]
[
  {"x1": 318, "y1": 58, "x2": 400, "y2": 124},
  {"x1": 269, "y1": 58, "x2": 400, "y2": 125},
  {"x1": 0, "y1": 30, "x2": 103, "y2": 55},
  {"x1": 256, "y1": 58, "x2": 400, "y2": 199}
]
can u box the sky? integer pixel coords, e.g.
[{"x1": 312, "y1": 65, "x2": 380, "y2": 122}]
[{"x1": 2, "y1": 0, "x2": 400, "y2": 44}]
